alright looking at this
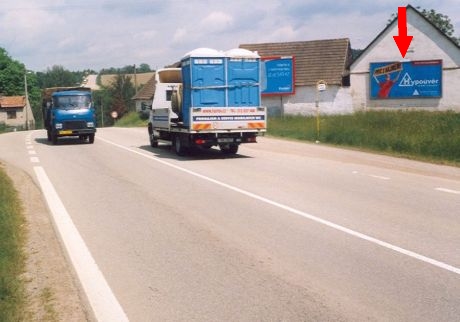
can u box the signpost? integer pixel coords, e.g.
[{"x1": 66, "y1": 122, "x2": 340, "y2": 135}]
[{"x1": 315, "y1": 80, "x2": 327, "y2": 142}]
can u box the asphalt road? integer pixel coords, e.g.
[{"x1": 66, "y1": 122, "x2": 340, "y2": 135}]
[{"x1": 1, "y1": 127, "x2": 459, "y2": 321}]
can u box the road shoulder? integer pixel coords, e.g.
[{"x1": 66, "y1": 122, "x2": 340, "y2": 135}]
[{"x1": 4, "y1": 162, "x2": 91, "y2": 321}]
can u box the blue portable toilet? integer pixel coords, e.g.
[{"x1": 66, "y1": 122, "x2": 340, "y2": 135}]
[
  {"x1": 181, "y1": 48, "x2": 225, "y2": 126},
  {"x1": 225, "y1": 48, "x2": 260, "y2": 107}
]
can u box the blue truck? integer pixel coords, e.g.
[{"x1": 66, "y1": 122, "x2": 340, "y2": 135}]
[
  {"x1": 148, "y1": 48, "x2": 266, "y2": 155},
  {"x1": 42, "y1": 87, "x2": 96, "y2": 144}
]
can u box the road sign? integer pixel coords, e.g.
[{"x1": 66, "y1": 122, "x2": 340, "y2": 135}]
[{"x1": 317, "y1": 80, "x2": 327, "y2": 92}]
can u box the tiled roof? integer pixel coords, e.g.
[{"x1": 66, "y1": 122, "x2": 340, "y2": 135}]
[
  {"x1": 132, "y1": 74, "x2": 156, "y2": 100},
  {"x1": 0, "y1": 96, "x2": 25, "y2": 109},
  {"x1": 240, "y1": 38, "x2": 351, "y2": 86}
]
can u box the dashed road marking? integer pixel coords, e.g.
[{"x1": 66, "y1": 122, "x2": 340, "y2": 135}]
[
  {"x1": 30, "y1": 157, "x2": 40, "y2": 163},
  {"x1": 352, "y1": 171, "x2": 390, "y2": 181},
  {"x1": 435, "y1": 188, "x2": 460, "y2": 195},
  {"x1": 99, "y1": 136, "x2": 460, "y2": 276},
  {"x1": 368, "y1": 174, "x2": 391, "y2": 180}
]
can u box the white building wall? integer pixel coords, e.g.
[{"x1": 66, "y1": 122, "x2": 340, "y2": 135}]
[
  {"x1": 350, "y1": 8, "x2": 460, "y2": 111},
  {"x1": 262, "y1": 86, "x2": 353, "y2": 116}
]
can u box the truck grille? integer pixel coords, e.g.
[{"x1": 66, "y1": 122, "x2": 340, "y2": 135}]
[{"x1": 63, "y1": 121, "x2": 87, "y2": 129}]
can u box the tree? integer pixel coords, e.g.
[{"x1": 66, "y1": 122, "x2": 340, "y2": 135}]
[
  {"x1": 0, "y1": 48, "x2": 26, "y2": 96},
  {"x1": 389, "y1": 7, "x2": 460, "y2": 45},
  {"x1": 95, "y1": 73, "x2": 136, "y2": 126},
  {"x1": 0, "y1": 48, "x2": 42, "y2": 127},
  {"x1": 36, "y1": 65, "x2": 82, "y2": 88}
]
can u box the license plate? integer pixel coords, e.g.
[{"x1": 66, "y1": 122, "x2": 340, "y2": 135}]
[
  {"x1": 218, "y1": 138, "x2": 234, "y2": 143},
  {"x1": 59, "y1": 130, "x2": 73, "y2": 135}
]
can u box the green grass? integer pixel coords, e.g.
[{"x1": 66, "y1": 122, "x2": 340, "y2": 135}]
[
  {"x1": 268, "y1": 110, "x2": 460, "y2": 164},
  {"x1": 114, "y1": 111, "x2": 149, "y2": 127},
  {"x1": 0, "y1": 166, "x2": 26, "y2": 321}
]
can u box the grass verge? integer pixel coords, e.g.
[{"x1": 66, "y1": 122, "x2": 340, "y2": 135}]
[
  {"x1": 115, "y1": 111, "x2": 149, "y2": 127},
  {"x1": 0, "y1": 165, "x2": 26, "y2": 321},
  {"x1": 268, "y1": 110, "x2": 460, "y2": 165}
]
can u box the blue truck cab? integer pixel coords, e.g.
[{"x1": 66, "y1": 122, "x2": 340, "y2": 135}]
[{"x1": 42, "y1": 87, "x2": 96, "y2": 144}]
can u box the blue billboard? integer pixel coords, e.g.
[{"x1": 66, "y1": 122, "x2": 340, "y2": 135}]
[
  {"x1": 370, "y1": 60, "x2": 442, "y2": 99},
  {"x1": 261, "y1": 56, "x2": 295, "y2": 95}
]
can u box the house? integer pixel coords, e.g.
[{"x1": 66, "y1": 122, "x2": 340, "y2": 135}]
[
  {"x1": 240, "y1": 38, "x2": 353, "y2": 115},
  {"x1": 132, "y1": 73, "x2": 156, "y2": 113},
  {"x1": 350, "y1": 5, "x2": 460, "y2": 111},
  {"x1": 0, "y1": 95, "x2": 35, "y2": 130}
]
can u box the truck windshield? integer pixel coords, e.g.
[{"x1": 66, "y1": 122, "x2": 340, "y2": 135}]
[{"x1": 53, "y1": 95, "x2": 91, "y2": 109}]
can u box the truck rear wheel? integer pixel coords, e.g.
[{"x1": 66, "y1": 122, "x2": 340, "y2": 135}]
[
  {"x1": 174, "y1": 135, "x2": 187, "y2": 156},
  {"x1": 221, "y1": 144, "x2": 239, "y2": 155}
]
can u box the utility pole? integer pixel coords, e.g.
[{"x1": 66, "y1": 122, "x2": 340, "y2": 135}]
[
  {"x1": 134, "y1": 64, "x2": 138, "y2": 95},
  {"x1": 24, "y1": 73, "x2": 29, "y2": 131}
]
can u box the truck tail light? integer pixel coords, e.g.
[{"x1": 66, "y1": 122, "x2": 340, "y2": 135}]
[{"x1": 195, "y1": 139, "x2": 206, "y2": 145}]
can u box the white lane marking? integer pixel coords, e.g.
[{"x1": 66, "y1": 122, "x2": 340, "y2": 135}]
[
  {"x1": 98, "y1": 137, "x2": 460, "y2": 276},
  {"x1": 30, "y1": 157, "x2": 40, "y2": 163},
  {"x1": 352, "y1": 171, "x2": 390, "y2": 181},
  {"x1": 368, "y1": 174, "x2": 391, "y2": 180},
  {"x1": 435, "y1": 188, "x2": 460, "y2": 195},
  {"x1": 33, "y1": 166, "x2": 129, "y2": 322},
  {"x1": 28, "y1": 150, "x2": 36, "y2": 155},
  {"x1": 26, "y1": 145, "x2": 34, "y2": 149}
]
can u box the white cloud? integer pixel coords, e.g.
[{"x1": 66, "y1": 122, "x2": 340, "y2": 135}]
[
  {"x1": 0, "y1": 0, "x2": 459, "y2": 71},
  {"x1": 172, "y1": 28, "x2": 188, "y2": 43},
  {"x1": 200, "y1": 11, "x2": 234, "y2": 32}
]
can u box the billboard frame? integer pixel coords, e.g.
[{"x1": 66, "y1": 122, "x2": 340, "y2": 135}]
[
  {"x1": 261, "y1": 56, "x2": 296, "y2": 96},
  {"x1": 369, "y1": 60, "x2": 443, "y2": 100}
]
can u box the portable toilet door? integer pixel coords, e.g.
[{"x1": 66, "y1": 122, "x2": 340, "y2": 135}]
[
  {"x1": 181, "y1": 48, "x2": 226, "y2": 126},
  {"x1": 226, "y1": 48, "x2": 260, "y2": 107}
]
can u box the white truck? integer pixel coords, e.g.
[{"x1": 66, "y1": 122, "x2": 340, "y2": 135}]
[{"x1": 147, "y1": 48, "x2": 266, "y2": 156}]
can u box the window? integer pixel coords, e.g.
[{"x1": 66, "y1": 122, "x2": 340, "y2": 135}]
[
  {"x1": 166, "y1": 90, "x2": 173, "y2": 101},
  {"x1": 7, "y1": 110, "x2": 17, "y2": 119},
  {"x1": 53, "y1": 95, "x2": 91, "y2": 109}
]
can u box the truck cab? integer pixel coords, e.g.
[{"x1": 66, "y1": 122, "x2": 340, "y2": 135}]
[{"x1": 43, "y1": 87, "x2": 96, "y2": 144}]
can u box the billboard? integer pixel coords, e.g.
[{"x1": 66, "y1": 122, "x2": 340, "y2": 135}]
[
  {"x1": 261, "y1": 56, "x2": 295, "y2": 95},
  {"x1": 370, "y1": 60, "x2": 442, "y2": 99}
]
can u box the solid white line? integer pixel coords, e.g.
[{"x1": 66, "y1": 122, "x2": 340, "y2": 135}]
[
  {"x1": 98, "y1": 137, "x2": 460, "y2": 276},
  {"x1": 435, "y1": 187, "x2": 460, "y2": 195},
  {"x1": 33, "y1": 166, "x2": 129, "y2": 322}
]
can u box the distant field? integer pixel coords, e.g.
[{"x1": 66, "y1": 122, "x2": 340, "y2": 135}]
[{"x1": 268, "y1": 110, "x2": 460, "y2": 165}]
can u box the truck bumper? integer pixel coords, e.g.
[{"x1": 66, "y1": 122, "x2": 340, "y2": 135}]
[{"x1": 56, "y1": 128, "x2": 96, "y2": 137}]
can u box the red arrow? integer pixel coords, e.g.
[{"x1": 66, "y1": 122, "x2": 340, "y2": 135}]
[{"x1": 393, "y1": 7, "x2": 413, "y2": 58}]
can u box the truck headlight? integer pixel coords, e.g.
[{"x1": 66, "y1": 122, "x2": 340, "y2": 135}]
[
  {"x1": 87, "y1": 122, "x2": 95, "y2": 128},
  {"x1": 55, "y1": 123, "x2": 63, "y2": 129}
]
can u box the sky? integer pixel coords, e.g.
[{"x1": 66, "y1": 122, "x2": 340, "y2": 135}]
[{"x1": 1, "y1": 0, "x2": 459, "y2": 72}]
